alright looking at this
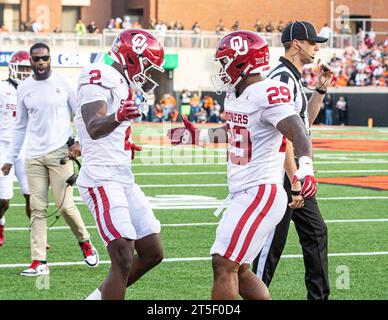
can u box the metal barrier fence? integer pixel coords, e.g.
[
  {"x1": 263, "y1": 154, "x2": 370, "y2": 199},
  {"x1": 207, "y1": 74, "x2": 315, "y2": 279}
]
[{"x1": 0, "y1": 29, "x2": 385, "y2": 50}]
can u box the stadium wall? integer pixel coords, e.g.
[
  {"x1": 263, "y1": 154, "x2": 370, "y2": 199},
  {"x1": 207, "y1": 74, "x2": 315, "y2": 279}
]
[
  {"x1": 1, "y1": 47, "x2": 387, "y2": 127},
  {"x1": 9, "y1": 0, "x2": 388, "y2": 38},
  {"x1": 198, "y1": 89, "x2": 388, "y2": 127},
  {"x1": 322, "y1": 89, "x2": 388, "y2": 127},
  {"x1": 0, "y1": 47, "x2": 343, "y2": 91},
  {"x1": 171, "y1": 47, "x2": 343, "y2": 92}
]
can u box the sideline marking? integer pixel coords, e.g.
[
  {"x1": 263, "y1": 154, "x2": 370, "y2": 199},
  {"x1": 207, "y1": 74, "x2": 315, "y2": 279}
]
[
  {"x1": 5, "y1": 218, "x2": 388, "y2": 232},
  {"x1": 1, "y1": 251, "x2": 388, "y2": 269}
]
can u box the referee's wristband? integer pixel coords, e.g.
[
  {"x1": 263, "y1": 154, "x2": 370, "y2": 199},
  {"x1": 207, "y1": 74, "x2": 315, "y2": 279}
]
[{"x1": 315, "y1": 87, "x2": 327, "y2": 95}]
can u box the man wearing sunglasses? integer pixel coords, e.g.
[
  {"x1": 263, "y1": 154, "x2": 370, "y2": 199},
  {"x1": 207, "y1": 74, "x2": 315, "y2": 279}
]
[{"x1": 1, "y1": 43, "x2": 99, "y2": 277}]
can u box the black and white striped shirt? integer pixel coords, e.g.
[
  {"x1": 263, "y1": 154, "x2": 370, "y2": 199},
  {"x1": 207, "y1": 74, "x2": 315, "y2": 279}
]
[{"x1": 268, "y1": 57, "x2": 309, "y2": 128}]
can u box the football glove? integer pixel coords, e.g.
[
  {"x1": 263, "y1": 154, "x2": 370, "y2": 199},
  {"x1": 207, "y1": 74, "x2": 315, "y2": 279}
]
[
  {"x1": 167, "y1": 115, "x2": 201, "y2": 145},
  {"x1": 292, "y1": 156, "x2": 317, "y2": 198},
  {"x1": 130, "y1": 142, "x2": 142, "y2": 160},
  {"x1": 115, "y1": 89, "x2": 141, "y2": 123}
]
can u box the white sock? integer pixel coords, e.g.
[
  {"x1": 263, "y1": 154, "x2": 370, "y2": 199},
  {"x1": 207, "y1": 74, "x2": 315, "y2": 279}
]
[
  {"x1": 0, "y1": 217, "x2": 5, "y2": 226},
  {"x1": 85, "y1": 288, "x2": 101, "y2": 300}
]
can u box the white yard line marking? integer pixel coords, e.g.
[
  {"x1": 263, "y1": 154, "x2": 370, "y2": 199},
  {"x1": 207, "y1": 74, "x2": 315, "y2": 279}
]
[
  {"x1": 12, "y1": 183, "x2": 228, "y2": 190},
  {"x1": 141, "y1": 184, "x2": 228, "y2": 187},
  {"x1": 5, "y1": 222, "x2": 218, "y2": 231},
  {"x1": 8, "y1": 195, "x2": 388, "y2": 210},
  {"x1": 314, "y1": 153, "x2": 388, "y2": 157},
  {"x1": 318, "y1": 196, "x2": 388, "y2": 200},
  {"x1": 135, "y1": 154, "x2": 388, "y2": 160},
  {"x1": 12, "y1": 178, "x2": 388, "y2": 190},
  {"x1": 1, "y1": 251, "x2": 388, "y2": 268},
  {"x1": 324, "y1": 218, "x2": 388, "y2": 223},
  {"x1": 135, "y1": 172, "x2": 226, "y2": 176},
  {"x1": 136, "y1": 155, "x2": 228, "y2": 159},
  {"x1": 65, "y1": 169, "x2": 386, "y2": 177},
  {"x1": 12, "y1": 167, "x2": 388, "y2": 190},
  {"x1": 11, "y1": 168, "x2": 388, "y2": 186},
  {"x1": 129, "y1": 160, "x2": 388, "y2": 166},
  {"x1": 134, "y1": 146, "x2": 388, "y2": 157},
  {"x1": 5, "y1": 219, "x2": 388, "y2": 232},
  {"x1": 131, "y1": 163, "x2": 227, "y2": 167},
  {"x1": 318, "y1": 169, "x2": 388, "y2": 173}
]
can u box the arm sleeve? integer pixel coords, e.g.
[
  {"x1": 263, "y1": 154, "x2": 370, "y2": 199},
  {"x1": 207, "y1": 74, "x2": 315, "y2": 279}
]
[{"x1": 6, "y1": 92, "x2": 28, "y2": 164}]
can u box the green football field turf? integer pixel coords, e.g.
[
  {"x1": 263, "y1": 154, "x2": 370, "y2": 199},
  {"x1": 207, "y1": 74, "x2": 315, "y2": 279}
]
[{"x1": 0, "y1": 125, "x2": 387, "y2": 300}]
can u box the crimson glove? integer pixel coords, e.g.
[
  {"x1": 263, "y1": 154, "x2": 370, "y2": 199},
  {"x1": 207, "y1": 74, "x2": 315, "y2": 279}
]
[
  {"x1": 115, "y1": 90, "x2": 141, "y2": 123},
  {"x1": 167, "y1": 115, "x2": 200, "y2": 145},
  {"x1": 130, "y1": 142, "x2": 142, "y2": 160},
  {"x1": 292, "y1": 156, "x2": 317, "y2": 198}
]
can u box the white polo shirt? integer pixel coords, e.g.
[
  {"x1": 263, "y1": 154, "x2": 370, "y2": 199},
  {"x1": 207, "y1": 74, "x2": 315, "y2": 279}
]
[{"x1": 7, "y1": 72, "x2": 76, "y2": 163}]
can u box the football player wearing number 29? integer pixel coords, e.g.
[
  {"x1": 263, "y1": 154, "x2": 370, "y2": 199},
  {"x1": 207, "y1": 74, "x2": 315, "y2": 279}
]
[
  {"x1": 168, "y1": 31, "x2": 317, "y2": 300},
  {"x1": 75, "y1": 29, "x2": 165, "y2": 300}
]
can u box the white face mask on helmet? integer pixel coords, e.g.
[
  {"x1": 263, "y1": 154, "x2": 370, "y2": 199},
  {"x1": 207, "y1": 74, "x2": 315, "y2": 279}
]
[
  {"x1": 210, "y1": 56, "x2": 237, "y2": 94},
  {"x1": 110, "y1": 29, "x2": 165, "y2": 97},
  {"x1": 123, "y1": 54, "x2": 164, "y2": 97}
]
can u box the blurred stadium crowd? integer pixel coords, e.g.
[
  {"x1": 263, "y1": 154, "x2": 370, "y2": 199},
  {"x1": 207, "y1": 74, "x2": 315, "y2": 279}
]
[
  {"x1": 303, "y1": 33, "x2": 388, "y2": 87},
  {"x1": 133, "y1": 90, "x2": 223, "y2": 124}
]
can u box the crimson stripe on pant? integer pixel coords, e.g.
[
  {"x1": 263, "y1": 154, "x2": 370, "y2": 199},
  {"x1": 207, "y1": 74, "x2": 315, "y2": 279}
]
[
  {"x1": 235, "y1": 184, "x2": 277, "y2": 264},
  {"x1": 224, "y1": 185, "x2": 266, "y2": 260},
  {"x1": 97, "y1": 186, "x2": 122, "y2": 240},
  {"x1": 88, "y1": 187, "x2": 110, "y2": 244}
]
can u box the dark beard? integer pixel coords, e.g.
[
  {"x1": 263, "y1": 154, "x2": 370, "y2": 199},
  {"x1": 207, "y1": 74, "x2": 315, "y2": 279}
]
[{"x1": 33, "y1": 66, "x2": 51, "y2": 80}]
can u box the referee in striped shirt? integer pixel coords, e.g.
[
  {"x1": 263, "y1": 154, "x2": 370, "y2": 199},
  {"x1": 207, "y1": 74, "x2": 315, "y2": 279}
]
[{"x1": 252, "y1": 21, "x2": 334, "y2": 300}]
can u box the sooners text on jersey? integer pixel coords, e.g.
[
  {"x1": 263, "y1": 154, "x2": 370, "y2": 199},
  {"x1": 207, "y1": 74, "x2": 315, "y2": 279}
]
[
  {"x1": 0, "y1": 81, "x2": 17, "y2": 143},
  {"x1": 225, "y1": 78, "x2": 297, "y2": 193}
]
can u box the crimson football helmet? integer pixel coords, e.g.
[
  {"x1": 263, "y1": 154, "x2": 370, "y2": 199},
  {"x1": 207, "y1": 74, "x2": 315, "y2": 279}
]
[
  {"x1": 211, "y1": 31, "x2": 270, "y2": 93},
  {"x1": 9, "y1": 50, "x2": 32, "y2": 84},
  {"x1": 110, "y1": 29, "x2": 164, "y2": 96}
]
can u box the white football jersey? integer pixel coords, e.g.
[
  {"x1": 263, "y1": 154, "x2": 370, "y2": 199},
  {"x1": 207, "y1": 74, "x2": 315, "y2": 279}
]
[
  {"x1": 75, "y1": 62, "x2": 135, "y2": 187},
  {"x1": 225, "y1": 78, "x2": 297, "y2": 193},
  {"x1": 0, "y1": 80, "x2": 17, "y2": 143}
]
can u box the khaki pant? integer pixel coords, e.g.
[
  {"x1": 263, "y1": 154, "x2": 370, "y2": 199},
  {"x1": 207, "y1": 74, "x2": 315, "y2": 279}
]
[{"x1": 25, "y1": 145, "x2": 90, "y2": 261}]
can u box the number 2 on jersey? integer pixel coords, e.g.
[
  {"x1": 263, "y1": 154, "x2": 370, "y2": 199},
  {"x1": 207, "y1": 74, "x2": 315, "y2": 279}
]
[
  {"x1": 266, "y1": 86, "x2": 291, "y2": 104},
  {"x1": 227, "y1": 124, "x2": 252, "y2": 165},
  {"x1": 89, "y1": 70, "x2": 102, "y2": 85}
]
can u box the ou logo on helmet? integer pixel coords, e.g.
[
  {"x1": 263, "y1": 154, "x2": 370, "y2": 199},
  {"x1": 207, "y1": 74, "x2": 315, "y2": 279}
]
[
  {"x1": 230, "y1": 36, "x2": 248, "y2": 56},
  {"x1": 132, "y1": 34, "x2": 148, "y2": 54}
]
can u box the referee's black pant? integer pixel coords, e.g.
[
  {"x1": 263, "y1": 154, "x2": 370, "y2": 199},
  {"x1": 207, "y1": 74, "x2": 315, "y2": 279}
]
[{"x1": 252, "y1": 174, "x2": 330, "y2": 300}]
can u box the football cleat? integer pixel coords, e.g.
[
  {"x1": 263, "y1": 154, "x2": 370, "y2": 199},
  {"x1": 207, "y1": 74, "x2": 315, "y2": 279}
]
[
  {"x1": 0, "y1": 225, "x2": 4, "y2": 246},
  {"x1": 80, "y1": 240, "x2": 99, "y2": 267},
  {"x1": 20, "y1": 260, "x2": 49, "y2": 277}
]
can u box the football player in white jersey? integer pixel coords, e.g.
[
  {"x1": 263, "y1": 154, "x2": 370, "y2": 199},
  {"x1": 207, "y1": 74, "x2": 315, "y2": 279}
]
[
  {"x1": 168, "y1": 31, "x2": 317, "y2": 300},
  {"x1": 76, "y1": 29, "x2": 165, "y2": 300},
  {"x1": 0, "y1": 51, "x2": 32, "y2": 246}
]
